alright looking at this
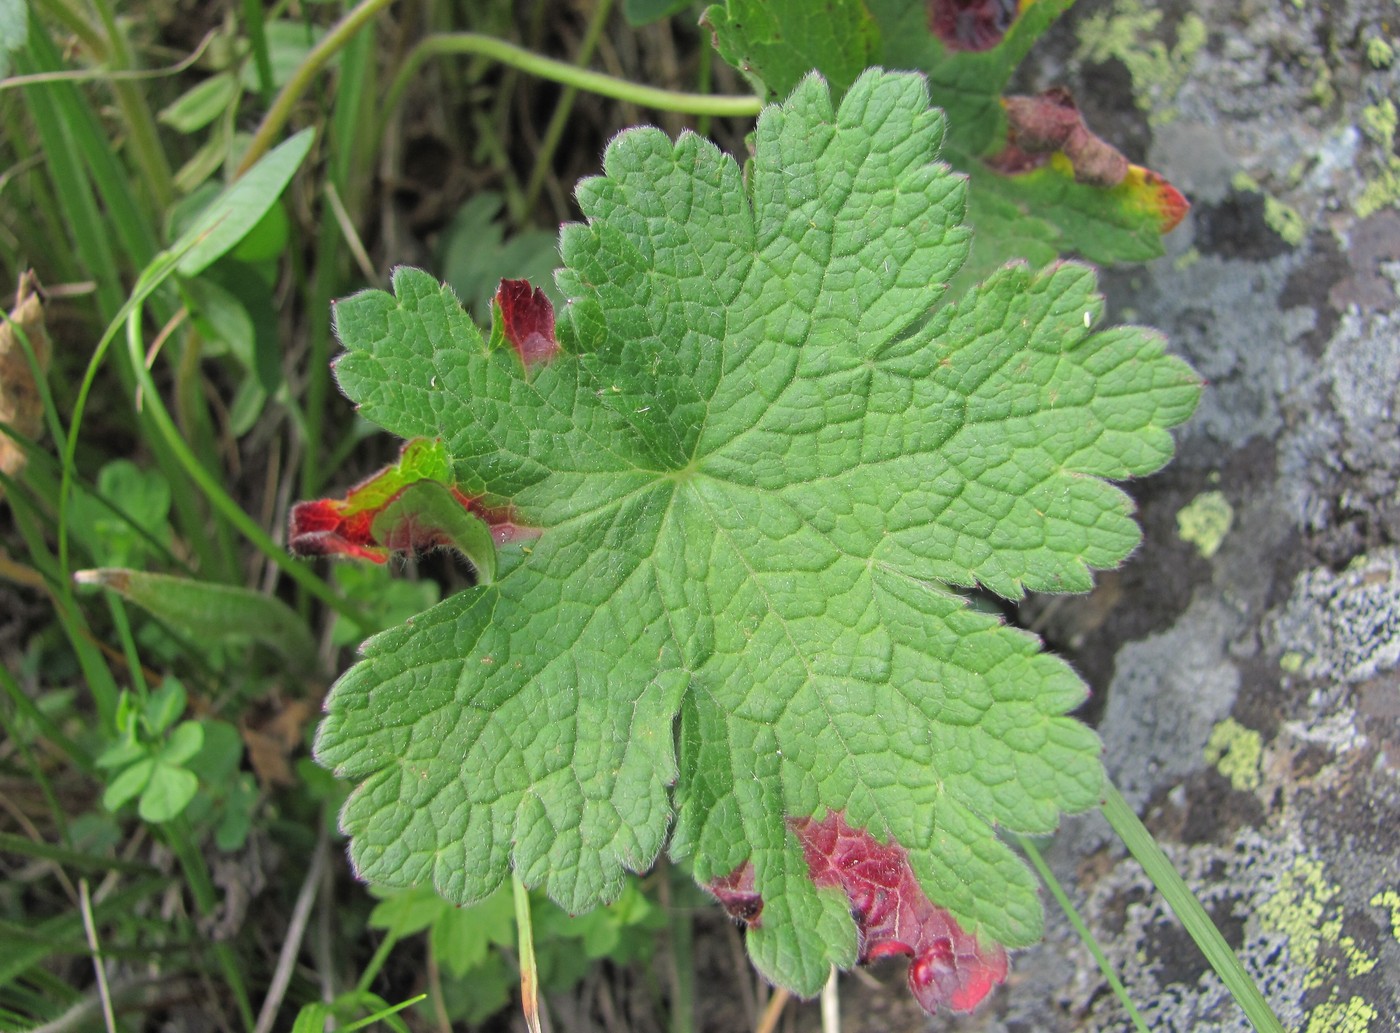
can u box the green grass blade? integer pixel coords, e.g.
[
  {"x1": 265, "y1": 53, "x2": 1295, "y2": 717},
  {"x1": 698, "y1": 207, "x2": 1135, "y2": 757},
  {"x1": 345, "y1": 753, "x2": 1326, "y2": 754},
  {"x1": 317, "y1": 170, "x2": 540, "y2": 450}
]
[
  {"x1": 1018, "y1": 834, "x2": 1149, "y2": 1033},
  {"x1": 1101, "y1": 780, "x2": 1286, "y2": 1033}
]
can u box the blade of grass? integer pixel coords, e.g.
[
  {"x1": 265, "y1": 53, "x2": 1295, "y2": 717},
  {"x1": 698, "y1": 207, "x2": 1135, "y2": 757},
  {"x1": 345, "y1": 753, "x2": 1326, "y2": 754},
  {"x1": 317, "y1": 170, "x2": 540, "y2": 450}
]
[
  {"x1": 1101, "y1": 779, "x2": 1286, "y2": 1033},
  {"x1": 1018, "y1": 833, "x2": 1149, "y2": 1033}
]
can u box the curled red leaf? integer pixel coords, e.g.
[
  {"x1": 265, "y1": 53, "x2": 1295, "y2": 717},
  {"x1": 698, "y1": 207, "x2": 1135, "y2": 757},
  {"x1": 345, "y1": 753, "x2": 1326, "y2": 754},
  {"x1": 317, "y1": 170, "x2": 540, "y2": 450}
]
[
  {"x1": 928, "y1": 0, "x2": 1021, "y2": 52},
  {"x1": 790, "y1": 812, "x2": 1009, "y2": 1016},
  {"x1": 288, "y1": 440, "x2": 537, "y2": 564},
  {"x1": 996, "y1": 87, "x2": 1129, "y2": 187},
  {"x1": 496, "y1": 278, "x2": 559, "y2": 366}
]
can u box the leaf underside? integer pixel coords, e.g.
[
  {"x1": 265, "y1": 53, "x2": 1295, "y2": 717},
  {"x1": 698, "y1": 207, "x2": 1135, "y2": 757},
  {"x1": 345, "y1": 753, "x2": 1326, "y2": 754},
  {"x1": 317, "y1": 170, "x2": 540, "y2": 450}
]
[{"x1": 315, "y1": 70, "x2": 1200, "y2": 1001}]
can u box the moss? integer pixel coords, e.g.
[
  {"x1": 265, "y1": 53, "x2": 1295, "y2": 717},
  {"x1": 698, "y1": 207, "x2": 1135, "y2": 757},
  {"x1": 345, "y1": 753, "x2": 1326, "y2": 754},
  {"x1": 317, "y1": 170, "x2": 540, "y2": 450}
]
[
  {"x1": 1176, "y1": 490, "x2": 1233, "y2": 558},
  {"x1": 1073, "y1": 2, "x2": 1206, "y2": 124},
  {"x1": 1203, "y1": 718, "x2": 1262, "y2": 792}
]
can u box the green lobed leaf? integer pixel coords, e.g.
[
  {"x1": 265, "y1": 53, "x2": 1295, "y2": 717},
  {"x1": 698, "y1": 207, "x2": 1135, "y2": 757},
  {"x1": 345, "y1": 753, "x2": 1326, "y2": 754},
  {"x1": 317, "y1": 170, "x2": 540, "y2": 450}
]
[
  {"x1": 316, "y1": 70, "x2": 1199, "y2": 997},
  {"x1": 702, "y1": 0, "x2": 879, "y2": 101}
]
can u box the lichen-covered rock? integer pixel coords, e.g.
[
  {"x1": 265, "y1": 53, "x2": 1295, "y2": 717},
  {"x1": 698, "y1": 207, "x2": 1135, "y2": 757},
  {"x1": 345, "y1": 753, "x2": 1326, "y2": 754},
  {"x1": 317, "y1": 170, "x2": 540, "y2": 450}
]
[{"x1": 933, "y1": 1, "x2": 1400, "y2": 1031}]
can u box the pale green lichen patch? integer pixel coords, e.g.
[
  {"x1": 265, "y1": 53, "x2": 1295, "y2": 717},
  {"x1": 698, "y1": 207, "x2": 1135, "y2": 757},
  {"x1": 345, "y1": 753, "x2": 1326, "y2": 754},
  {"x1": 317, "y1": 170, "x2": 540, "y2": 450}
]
[
  {"x1": 1357, "y1": 99, "x2": 1400, "y2": 215},
  {"x1": 1304, "y1": 994, "x2": 1378, "y2": 1033},
  {"x1": 1369, "y1": 889, "x2": 1400, "y2": 940},
  {"x1": 1074, "y1": 1, "x2": 1206, "y2": 124},
  {"x1": 1177, "y1": 490, "x2": 1233, "y2": 558},
  {"x1": 1264, "y1": 196, "x2": 1308, "y2": 245},
  {"x1": 1280, "y1": 650, "x2": 1306, "y2": 673},
  {"x1": 1259, "y1": 860, "x2": 1381, "y2": 995},
  {"x1": 1204, "y1": 718, "x2": 1262, "y2": 792},
  {"x1": 1366, "y1": 37, "x2": 1395, "y2": 69}
]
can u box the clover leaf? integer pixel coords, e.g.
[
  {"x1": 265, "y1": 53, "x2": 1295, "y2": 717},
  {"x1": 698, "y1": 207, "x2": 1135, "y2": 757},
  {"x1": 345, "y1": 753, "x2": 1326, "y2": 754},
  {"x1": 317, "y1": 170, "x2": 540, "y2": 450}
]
[{"x1": 312, "y1": 69, "x2": 1199, "y2": 1006}]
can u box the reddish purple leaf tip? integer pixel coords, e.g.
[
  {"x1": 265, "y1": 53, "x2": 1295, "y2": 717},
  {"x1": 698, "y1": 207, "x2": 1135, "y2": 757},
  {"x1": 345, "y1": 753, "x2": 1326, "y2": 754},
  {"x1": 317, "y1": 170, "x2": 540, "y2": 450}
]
[
  {"x1": 928, "y1": 0, "x2": 1023, "y2": 52},
  {"x1": 496, "y1": 279, "x2": 559, "y2": 366},
  {"x1": 705, "y1": 861, "x2": 764, "y2": 927},
  {"x1": 791, "y1": 812, "x2": 1009, "y2": 1016}
]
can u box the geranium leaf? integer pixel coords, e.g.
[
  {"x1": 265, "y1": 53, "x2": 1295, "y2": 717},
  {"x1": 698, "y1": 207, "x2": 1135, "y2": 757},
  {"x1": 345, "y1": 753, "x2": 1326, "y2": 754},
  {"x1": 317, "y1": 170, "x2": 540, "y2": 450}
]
[{"x1": 312, "y1": 70, "x2": 1199, "y2": 1012}]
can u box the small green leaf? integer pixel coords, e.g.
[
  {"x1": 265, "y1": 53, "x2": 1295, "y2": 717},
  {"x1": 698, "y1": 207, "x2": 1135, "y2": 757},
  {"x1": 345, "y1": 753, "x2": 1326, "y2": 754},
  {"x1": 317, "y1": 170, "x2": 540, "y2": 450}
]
[
  {"x1": 173, "y1": 127, "x2": 314, "y2": 277},
  {"x1": 158, "y1": 72, "x2": 240, "y2": 133},
  {"x1": 158, "y1": 720, "x2": 205, "y2": 766},
  {"x1": 702, "y1": 0, "x2": 878, "y2": 101},
  {"x1": 94, "y1": 738, "x2": 146, "y2": 771},
  {"x1": 104, "y1": 758, "x2": 155, "y2": 812},
  {"x1": 144, "y1": 677, "x2": 187, "y2": 734},
  {"x1": 369, "y1": 884, "x2": 449, "y2": 937},
  {"x1": 138, "y1": 764, "x2": 199, "y2": 823}
]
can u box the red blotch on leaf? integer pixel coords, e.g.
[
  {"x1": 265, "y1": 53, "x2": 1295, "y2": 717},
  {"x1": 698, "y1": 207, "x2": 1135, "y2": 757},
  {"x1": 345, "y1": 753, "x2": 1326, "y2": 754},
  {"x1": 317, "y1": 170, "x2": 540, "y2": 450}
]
[
  {"x1": 790, "y1": 812, "x2": 1009, "y2": 1016},
  {"x1": 705, "y1": 861, "x2": 764, "y2": 927},
  {"x1": 496, "y1": 278, "x2": 559, "y2": 366},
  {"x1": 928, "y1": 0, "x2": 1021, "y2": 52}
]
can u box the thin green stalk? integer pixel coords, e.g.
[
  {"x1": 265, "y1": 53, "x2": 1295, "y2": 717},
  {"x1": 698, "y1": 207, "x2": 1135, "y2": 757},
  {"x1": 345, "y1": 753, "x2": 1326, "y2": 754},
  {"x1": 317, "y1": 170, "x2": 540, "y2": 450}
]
[
  {"x1": 238, "y1": 0, "x2": 397, "y2": 175},
  {"x1": 1100, "y1": 780, "x2": 1286, "y2": 1033},
  {"x1": 380, "y1": 33, "x2": 762, "y2": 149},
  {"x1": 121, "y1": 309, "x2": 372, "y2": 629},
  {"x1": 353, "y1": 929, "x2": 400, "y2": 997},
  {"x1": 512, "y1": 875, "x2": 542, "y2": 1033},
  {"x1": 522, "y1": 0, "x2": 616, "y2": 213},
  {"x1": 1018, "y1": 834, "x2": 1149, "y2": 1033}
]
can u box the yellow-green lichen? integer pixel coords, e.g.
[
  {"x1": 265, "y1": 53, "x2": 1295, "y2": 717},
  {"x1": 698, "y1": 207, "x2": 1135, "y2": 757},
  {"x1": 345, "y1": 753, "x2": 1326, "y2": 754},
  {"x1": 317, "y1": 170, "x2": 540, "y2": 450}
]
[
  {"x1": 1304, "y1": 993, "x2": 1378, "y2": 1033},
  {"x1": 1204, "y1": 718, "x2": 1262, "y2": 791},
  {"x1": 1172, "y1": 246, "x2": 1201, "y2": 271},
  {"x1": 1074, "y1": 2, "x2": 1206, "y2": 124},
  {"x1": 1369, "y1": 888, "x2": 1400, "y2": 940},
  {"x1": 1366, "y1": 36, "x2": 1395, "y2": 69},
  {"x1": 1361, "y1": 99, "x2": 1397, "y2": 151},
  {"x1": 1280, "y1": 650, "x2": 1306, "y2": 673},
  {"x1": 1177, "y1": 490, "x2": 1233, "y2": 558},
  {"x1": 1258, "y1": 861, "x2": 1380, "y2": 995},
  {"x1": 1357, "y1": 100, "x2": 1400, "y2": 216},
  {"x1": 1264, "y1": 195, "x2": 1308, "y2": 245}
]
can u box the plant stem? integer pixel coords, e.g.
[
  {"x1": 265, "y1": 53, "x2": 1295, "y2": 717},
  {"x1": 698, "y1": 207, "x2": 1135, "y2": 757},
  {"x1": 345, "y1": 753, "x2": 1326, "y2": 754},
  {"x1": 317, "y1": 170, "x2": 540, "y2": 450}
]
[
  {"x1": 237, "y1": 0, "x2": 397, "y2": 176},
  {"x1": 512, "y1": 876, "x2": 542, "y2": 1033},
  {"x1": 1100, "y1": 780, "x2": 1286, "y2": 1033},
  {"x1": 382, "y1": 32, "x2": 761, "y2": 146},
  {"x1": 522, "y1": 0, "x2": 616, "y2": 214}
]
